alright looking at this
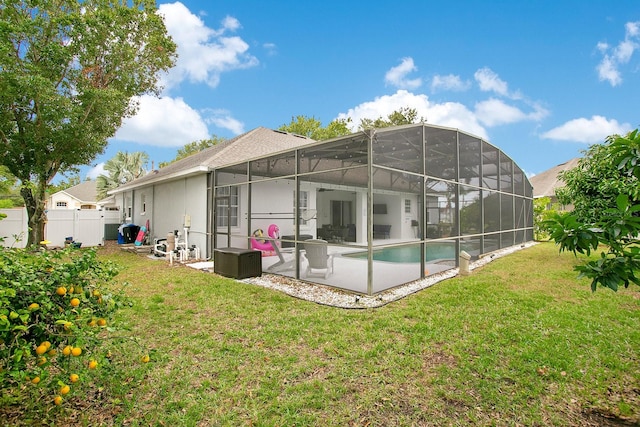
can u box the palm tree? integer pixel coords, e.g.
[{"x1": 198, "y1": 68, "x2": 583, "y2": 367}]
[{"x1": 96, "y1": 151, "x2": 149, "y2": 199}]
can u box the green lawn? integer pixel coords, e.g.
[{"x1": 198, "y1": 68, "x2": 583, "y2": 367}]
[{"x1": 44, "y1": 243, "x2": 640, "y2": 425}]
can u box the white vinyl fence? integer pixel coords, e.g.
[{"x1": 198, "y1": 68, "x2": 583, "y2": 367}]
[{"x1": 0, "y1": 208, "x2": 121, "y2": 248}]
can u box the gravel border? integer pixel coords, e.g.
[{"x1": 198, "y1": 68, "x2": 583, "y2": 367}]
[{"x1": 242, "y1": 242, "x2": 538, "y2": 309}]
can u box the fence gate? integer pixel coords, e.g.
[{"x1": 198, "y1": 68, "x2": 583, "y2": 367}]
[{"x1": 45, "y1": 210, "x2": 105, "y2": 247}]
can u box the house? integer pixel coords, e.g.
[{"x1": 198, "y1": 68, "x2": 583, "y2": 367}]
[
  {"x1": 529, "y1": 158, "x2": 580, "y2": 210},
  {"x1": 47, "y1": 180, "x2": 118, "y2": 212},
  {"x1": 47, "y1": 181, "x2": 100, "y2": 210},
  {"x1": 110, "y1": 124, "x2": 534, "y2": 295}
]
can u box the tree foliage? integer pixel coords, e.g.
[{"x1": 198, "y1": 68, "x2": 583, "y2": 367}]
[
  {"x1": 47, "y1": 174, "x2": 81, "y2": 196},
  {"x1": 278, "y1": 108, "x2": 424, "y2": 142},
  {"x1": 0, "y1": 0, "x2": 177, "y2": 245},
  {"x1": 96, "y1": 151, "x2": 149, "y2": 200},
  {"x1": 0, "y1": 246, "x2": 129, "y2": 413},
  {"x1": 556, "y1": 141, "x2": 639, "y2": 224},
  {"x1": 359, "y1": 107, "x2": 424, "y2": 130},
  {"x1": 545, "y1": 129, "x2": 640, "y2": 291},
  {"x1": 533, "y1": 196, "x2": 559, "y2": 241},
  {"x1": 158, "y1": 136, "x2": 226, "y2": 168},
  {"x1": 0, "y1": 166, "x2": 21, "y2": 209},
  {"x1": 278, "y1": 116, "x2": 352, "y2": 140}
]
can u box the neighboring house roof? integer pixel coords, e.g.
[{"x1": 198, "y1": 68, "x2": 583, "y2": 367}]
[
  {"x1": 529, "y1": 158, "x2": 580, "y2": 198},
  {"x1": 110, "y1": 127, "x2": 314, "y2": 194},
  {"x1": 52, "y1": 181, "x2": 98, "y2": 204},
  {"x1": 96, "y1": 194, "x2": 116, "y2": 206}
]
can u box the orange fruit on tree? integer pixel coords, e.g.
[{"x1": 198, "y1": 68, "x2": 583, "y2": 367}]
[
  {"x1": 37, "y1": 356, "x2": 47, "y2": 366},
  {"x1": 42, "y1": 341, "x2": 51, "y2": 350},
  {"x1": 69, "y1": 373, "x2": 79, "y2": 383},
  {"x1": 62, "y1": 345, "x2": 72, "y2": 356},
  {"x1": 28, "y1": 303, "x2": 39, "y2": 311},
  {"x1": 70, "y1": 298, "x2": 80, "y2": 307},
  {"x1": 59, "y1": 384, "x2": 70, "y2": 395},
  {"x1": 47, "y1": 348, "x2": 57, "y2": 356},
  {"x1": 30, "y1": 376, "x2": 41, "y2": 385},
  {"x1": 56, "y1": 286, "x2": 67, "y2": 296},
  {"x1": 35, "y1": 344, "x2": 48, "y2": 355},
  {"x1": 88, "y1": 360, "x2": 98, "y2": 369},
  {"x1": 97, "y1": 318, "x2": 107, "y2": 327},
  {"x1": 141, "y1": 355, "x2": 150, "y2": 363},
  {"x1": 93, "y1": 289, "x2": 101, "y2": 297},
  {"x1": 71, "y1": 347, "x2": 82, "y2": 357},
  {"x1": 88, "y1": 318, "x2": 97, "y2": 327},
  {"x1": 53, "y1": 395, "x2": 63, "y2": 406}
]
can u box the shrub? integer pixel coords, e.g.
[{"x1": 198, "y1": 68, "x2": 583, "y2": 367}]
[{"x1": 0, "y1": 246, "x2": 129, "y2": 409}]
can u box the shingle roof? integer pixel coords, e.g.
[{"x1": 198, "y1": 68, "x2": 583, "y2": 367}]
[
  {"x1": 529, "y1": 158, "x2": 580, "y2": 198},
  {"x1": 110, "y1": 127, "x2": 314, "y2": 193},
  {"x1": 60, "y1": 181, "x2": 98, "y2": 203}
]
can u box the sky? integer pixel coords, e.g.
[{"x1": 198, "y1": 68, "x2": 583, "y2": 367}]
[{"x1": 80, "y1": 0, "x2": 639, "y2": 181}]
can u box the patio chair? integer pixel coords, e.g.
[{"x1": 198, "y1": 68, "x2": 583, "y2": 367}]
[
  {"x1": 265, "y1": 237, "x2": 295, "y2": 273},
  {"x1": 302, "y1": 239, "x2": 334, "y2": 279}
]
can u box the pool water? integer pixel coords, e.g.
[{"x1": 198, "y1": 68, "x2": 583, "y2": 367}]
[{"x1": 345, "y1": 244, "x2": 456, "y2": 263}]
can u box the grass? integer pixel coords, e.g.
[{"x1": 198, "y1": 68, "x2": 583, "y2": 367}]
[{"x1": 18, "y1": 243, "x2": 640, "y2": 426}]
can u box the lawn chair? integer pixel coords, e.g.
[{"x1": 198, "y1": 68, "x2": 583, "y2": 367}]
[
  {"x1": 302, "y1": 239, "x2": 334, "y2": 279},
  {"x1": 265, "y1": 237, "x2": 295, "y2": 273}
]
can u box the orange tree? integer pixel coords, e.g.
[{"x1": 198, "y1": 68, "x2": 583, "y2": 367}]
[
  {"x1": 545, "y1": 129, "x2": 640, "y2": 291},
  {"x1": 0, "y1": 246, "x2": 129, "y2": 408}
]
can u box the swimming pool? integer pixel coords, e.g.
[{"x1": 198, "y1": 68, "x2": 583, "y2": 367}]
[{"x1": 345, "y1": 243, "x2": 457, "y2": 263}]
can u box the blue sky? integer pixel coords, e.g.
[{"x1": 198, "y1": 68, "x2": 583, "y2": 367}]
[{"x1": 82, "y1": 0, "x2": 639, "y2": 181}]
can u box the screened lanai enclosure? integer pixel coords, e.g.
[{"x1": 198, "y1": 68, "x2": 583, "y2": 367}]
[{"x1": 213, "y1": 123, "x2": 533, "y2": 295}]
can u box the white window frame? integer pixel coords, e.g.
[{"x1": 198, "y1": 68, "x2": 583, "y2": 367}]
[{"x1": 216, "y1": 186, "x2": 239, "y2": 228}]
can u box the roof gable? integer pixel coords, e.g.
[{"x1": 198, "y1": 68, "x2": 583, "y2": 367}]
[
  {"x1": 529, "y1": 158, "x2": 580, "y2": 198},
  {"x1": 55, "y1": 181, "x2": 98, "y2": 203}
]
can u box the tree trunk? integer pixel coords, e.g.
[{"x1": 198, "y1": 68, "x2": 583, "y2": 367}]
[{"x1": 21, "y1": 183, "x2": 47, "y2": 247}]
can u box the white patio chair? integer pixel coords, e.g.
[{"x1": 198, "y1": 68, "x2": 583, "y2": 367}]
[{"x1": 302, "y1": 239, "x2": 334, "y2": 279}]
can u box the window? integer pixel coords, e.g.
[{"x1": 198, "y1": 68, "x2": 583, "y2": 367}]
[
  {"x1": 404, "y1": 199, "x2": 411, "y2": 214},
  {"x1": 56, "y1": 201, "x2": 67, "y2": 208},
  {"x1": 299, "y1": 190, "x2": 309, "y2": 225},
  {"x1": 141, "y1": 194, "x2": 146, "y2": 214},
  {"x1": 126, "y1": 195, "x2": 132, "y2": 219},
  {"x1": 216, "y1": 186, "x2": 239, "y2": 227}
]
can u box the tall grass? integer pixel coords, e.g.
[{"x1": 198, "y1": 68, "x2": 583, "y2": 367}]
[{"x1": 25, "y1": 243, "x2": 640, "y2": 426}]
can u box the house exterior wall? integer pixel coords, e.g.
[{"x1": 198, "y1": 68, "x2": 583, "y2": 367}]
[
  {"x1": 109, "y1": 124, "x2": 532, "y2": 296},
  {"x1": 48, "y1": 192, "x2": 95, "y2": 210},
  {"x1": 136, "y1": 175, "x2": 208, "y2": 254}
]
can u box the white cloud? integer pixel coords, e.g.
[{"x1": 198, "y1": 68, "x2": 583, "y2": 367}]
[
  {"x1": 475, "y1": 98, "x2": 549, "y2": 126},
  {"x1": 596, "y1": 21, "x2": 640, "y2": 86},
  {"x1": 430, "y1": 74, "x2": 471, "y2": 92},
  {"x1": 474, "y1": 67, "x2": 510, "y2": 97},
  {"x1": 540, "y1": 116, "x2": 632, "y2": 143},
  {"x1": 158, "y1": 2, "x2": 258, "y2": 91},
  {"x1": 86, "y1": 163, "x2": 106, "y2": 180},
  {"x1": 475, "y1": 98, "x2": 527, "y2": 126},
  {"x1": 204, "y1": 109, "x2": 245, "y2": 135},
  {"x1": 336, "y1": 90, "x2": 488, "y2": 139},
  {"x1": 263, "y1": 42, "x2": 277, "y2": 56},
  {"x1": 597, "y1": 56, "x2": 622, "y2": 86},
  {"x1": 384, "y1": 58, "x2": 423, "y2": 90},
  {"x1": 115, "y1": 95, "x2": 210, "y2": 146}
]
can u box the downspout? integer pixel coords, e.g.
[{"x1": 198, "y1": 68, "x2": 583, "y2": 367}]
[{"x1": 207, "y1": 171, "x2": 214, "y2": 258}]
